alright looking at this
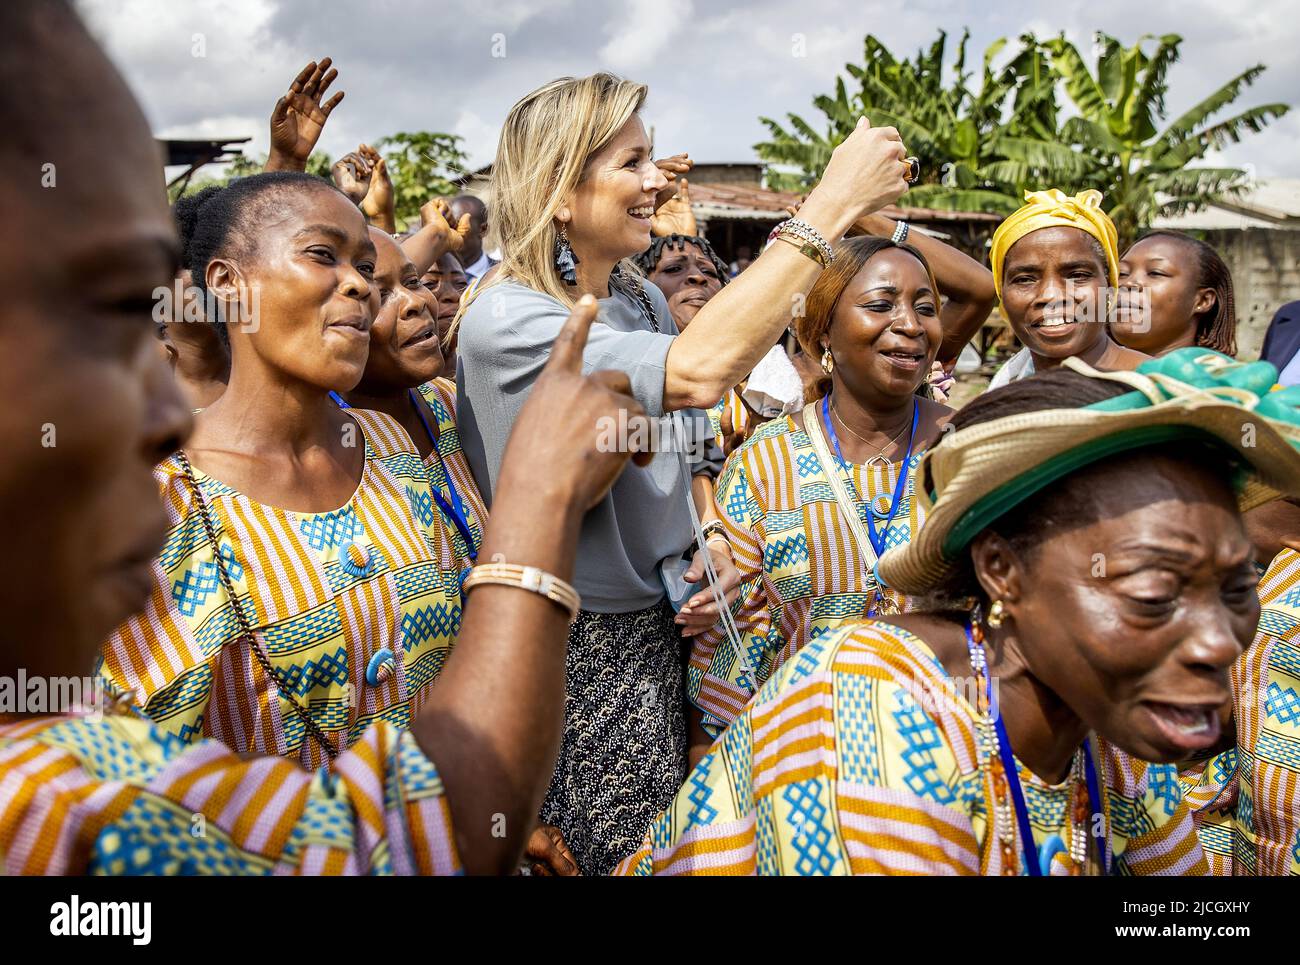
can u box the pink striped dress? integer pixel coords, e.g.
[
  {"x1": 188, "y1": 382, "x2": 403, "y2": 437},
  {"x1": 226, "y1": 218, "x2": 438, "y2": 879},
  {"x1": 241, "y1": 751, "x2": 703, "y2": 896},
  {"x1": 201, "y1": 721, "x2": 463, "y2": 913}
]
[{"x1": 0, "y1": 713, "x2": 459, "y2": 874}]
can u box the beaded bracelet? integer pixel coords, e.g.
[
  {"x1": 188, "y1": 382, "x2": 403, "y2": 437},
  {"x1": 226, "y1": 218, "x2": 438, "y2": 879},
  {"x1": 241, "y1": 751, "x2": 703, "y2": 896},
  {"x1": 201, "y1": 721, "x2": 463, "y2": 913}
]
[
  {"x1": 462, "y1": 562, "x2": 581, "y2": 621},
  {"x1": 776, "y1": 218, "x2": 834, "y2": 265}
]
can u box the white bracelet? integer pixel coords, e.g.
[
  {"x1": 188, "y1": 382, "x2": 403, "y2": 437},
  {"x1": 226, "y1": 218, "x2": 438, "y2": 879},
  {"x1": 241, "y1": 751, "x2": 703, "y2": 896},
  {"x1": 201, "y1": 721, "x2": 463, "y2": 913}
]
[{"x1": 891, "y1": 220, "x2": 910, "y2": 245}]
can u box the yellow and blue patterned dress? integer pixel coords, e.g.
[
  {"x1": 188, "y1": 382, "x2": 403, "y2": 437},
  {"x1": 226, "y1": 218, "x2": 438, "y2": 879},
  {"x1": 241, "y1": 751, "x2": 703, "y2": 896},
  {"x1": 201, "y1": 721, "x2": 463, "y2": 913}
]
[
  {"x1": 708, "y1": 388, "x2": 753, "y2": 456},
  {"x1": 623, "y1": 621, "x2": 1207, "y2": 875},
  {"x1": 0, "y1": 714, "x2": 459, "y2": 874},
  {"x1": 1182, "y1": 546, "x2": 1300, "y2": 875},
  {"x1": 689, "y1": 414, "x2": 927, "y2": 734},
  {"x1": 416, "y1": 379, "x2": 487, "y2": 568},
  {"x1": 99, "y1": 409, "x2": 466, "y2": 769}
]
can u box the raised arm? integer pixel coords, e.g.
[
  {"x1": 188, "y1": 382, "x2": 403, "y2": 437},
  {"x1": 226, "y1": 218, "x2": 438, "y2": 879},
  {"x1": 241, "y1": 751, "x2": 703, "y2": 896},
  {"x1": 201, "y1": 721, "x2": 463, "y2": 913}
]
[
  {"x1": 410, "y1": 296, "x2": 652, "y2": 874},
  {"x1": 264, "y1": 58, "x2": 343, "y2": 173},
  {"x1": 854, "y1": 212, "x2": 994, "y2": 364},
  {"x1": 401, "y1": 198, "x2": 473, "y2": 276},
  {"x1": 662, "y1": 119, "x2": 910, "y2": 411}
]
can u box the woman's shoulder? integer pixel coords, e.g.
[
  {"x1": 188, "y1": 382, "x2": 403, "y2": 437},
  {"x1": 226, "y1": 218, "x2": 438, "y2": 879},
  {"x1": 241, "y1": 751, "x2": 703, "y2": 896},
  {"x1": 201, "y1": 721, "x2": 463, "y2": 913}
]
[{"x1": 755, "y1": 617, "x2": 963, "y2": 719}]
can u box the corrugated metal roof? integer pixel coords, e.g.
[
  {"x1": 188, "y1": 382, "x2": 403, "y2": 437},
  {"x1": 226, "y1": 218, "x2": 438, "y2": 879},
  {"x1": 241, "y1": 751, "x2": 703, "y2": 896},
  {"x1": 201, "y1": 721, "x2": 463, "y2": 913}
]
[{"x1": 1153, "y1": 178, "x2": 1300, "y2": 231}]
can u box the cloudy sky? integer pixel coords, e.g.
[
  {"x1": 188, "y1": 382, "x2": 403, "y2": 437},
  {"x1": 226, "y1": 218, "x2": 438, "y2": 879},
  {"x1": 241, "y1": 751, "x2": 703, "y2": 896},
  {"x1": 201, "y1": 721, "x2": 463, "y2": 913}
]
[{"x1": 80, "y1": 0, "x2": 1299, "y2": 183}]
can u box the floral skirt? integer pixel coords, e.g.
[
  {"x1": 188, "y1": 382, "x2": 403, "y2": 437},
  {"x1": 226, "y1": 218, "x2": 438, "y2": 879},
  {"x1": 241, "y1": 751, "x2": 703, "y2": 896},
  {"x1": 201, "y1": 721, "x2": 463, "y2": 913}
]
[{"x1": 539, "y1": 600, "x2": 687, "y2": 875}]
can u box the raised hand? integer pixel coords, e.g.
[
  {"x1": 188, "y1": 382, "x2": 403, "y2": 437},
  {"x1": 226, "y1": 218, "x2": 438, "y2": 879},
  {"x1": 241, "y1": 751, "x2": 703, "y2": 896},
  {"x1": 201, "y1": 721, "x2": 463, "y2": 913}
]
[
  {"x1": 653, "y1": 152, "x2": 692, "y2": 211},
  {"x1": 265, "y1": 58, "x2": 343, "y2": 172},
  {"x1": 420, "y1": 198, "x2": 473, "y2": 253},
  {"x1": 330, "y1": 150, "x2": 373, "y2": 206},
  {"x1": 651, "y1": 177, "x2": 696, "y2": 238},
  {"x1": 797, "y1": 118, "x2": 909, "y2": 240},
  {"x1": 357, "y1": 143, "x2": 396, "y2": 233},
  {"x1": 401, "y1": 198, "x2": 474, "y2": 275}
]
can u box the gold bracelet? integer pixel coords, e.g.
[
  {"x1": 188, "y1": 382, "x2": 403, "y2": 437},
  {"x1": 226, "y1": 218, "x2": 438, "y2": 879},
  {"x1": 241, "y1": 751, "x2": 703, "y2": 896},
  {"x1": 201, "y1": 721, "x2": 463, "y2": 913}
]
[
  {"x1": 773, "y1": 232, "x2": 829, "y2": 268},
  {"x1": 462, "y1": 562, "x2": 581, "y2": 621}
]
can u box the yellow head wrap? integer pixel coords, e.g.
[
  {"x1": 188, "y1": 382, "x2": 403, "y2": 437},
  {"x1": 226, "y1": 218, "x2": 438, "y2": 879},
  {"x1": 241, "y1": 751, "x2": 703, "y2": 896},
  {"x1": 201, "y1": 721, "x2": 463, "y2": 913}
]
[{"x1": 989, "y1": 189, "x2": 1119, "y2": 301}]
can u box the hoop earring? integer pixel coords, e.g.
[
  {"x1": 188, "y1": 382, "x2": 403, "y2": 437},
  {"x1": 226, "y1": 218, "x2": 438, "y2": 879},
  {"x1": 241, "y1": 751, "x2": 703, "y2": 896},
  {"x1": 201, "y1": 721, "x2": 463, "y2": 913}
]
[
  {"x1": 986, "y1": 599, "x2": 1006, "y2": 629},
  {"x1": 554, "y1": 224, "x2": 580, "y2": 285},
  {"x1": 821, "y1": 348, "x2": 834, "y2": 374}
]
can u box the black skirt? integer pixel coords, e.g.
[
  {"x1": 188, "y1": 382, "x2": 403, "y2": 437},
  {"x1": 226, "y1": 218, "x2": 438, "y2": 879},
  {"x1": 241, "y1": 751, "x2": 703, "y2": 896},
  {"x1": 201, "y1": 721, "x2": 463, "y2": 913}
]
[{"x1": 539, "y1": 599, "x2": 688, "y2": 875}]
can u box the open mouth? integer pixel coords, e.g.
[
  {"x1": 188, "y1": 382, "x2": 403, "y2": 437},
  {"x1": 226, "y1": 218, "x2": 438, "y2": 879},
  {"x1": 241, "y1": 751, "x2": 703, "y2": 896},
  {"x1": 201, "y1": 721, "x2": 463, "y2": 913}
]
[
  {"x1": 880, "y1": 349, "x2": 925, "y2": 369},
  {"x1": 401, "y1": 326, "x2": 438, "y2": 349},
  {"x1": 1141, "y1": 701, "x2": 1222, "y2": 752},
  {"x1": 1031, "y1": 314, "x2": 1080, "y2": 334},
  {"x1": 628, "y1": 205, "x2": 654, "y2": 221}
]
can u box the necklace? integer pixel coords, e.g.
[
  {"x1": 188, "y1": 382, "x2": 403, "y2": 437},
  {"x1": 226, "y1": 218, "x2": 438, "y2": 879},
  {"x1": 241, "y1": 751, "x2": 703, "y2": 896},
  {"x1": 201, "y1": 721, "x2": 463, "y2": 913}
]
[
  {"x1": 830, "y1": 398, "x2": 913, "y2": 464},
  {"x1": 963, "y1": 616, "x2": 1106, "y2": 875}
]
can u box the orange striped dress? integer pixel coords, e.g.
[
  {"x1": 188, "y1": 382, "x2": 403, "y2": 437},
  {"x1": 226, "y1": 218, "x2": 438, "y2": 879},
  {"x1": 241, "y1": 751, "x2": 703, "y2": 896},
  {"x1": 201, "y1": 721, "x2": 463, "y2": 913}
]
[
  {"x1": 1181, "y1": 546, "x2": 1300, "y2": 875},
  {"x1": 98, "y1": 409, "x2": 465, "y2": 769},
  {"x1": 689, "y1": 415, "x2": 926, "y2": 734},
  {"x1": 621, "y1": 621, "x2": 1206, "y2": 876},
  {"x1": 0, "y1": 714, "x2": 459, "y2": 874}
]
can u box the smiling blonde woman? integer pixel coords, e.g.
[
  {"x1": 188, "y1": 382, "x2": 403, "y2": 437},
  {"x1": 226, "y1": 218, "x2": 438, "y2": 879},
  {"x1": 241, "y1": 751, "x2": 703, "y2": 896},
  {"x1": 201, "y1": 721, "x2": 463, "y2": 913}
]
[{"x1": 454, "y1": 72, "x2": 914, "y2": 873}]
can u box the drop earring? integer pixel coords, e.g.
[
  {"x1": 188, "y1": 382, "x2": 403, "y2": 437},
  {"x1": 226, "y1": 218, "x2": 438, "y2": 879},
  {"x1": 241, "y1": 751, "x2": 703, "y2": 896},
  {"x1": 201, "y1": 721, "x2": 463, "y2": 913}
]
[
  {"x1": 821, "y1": 347, "x2": 834, "y2": 374},
  {"x1": 554, "y1": 223, "x2": 580, "y2": 285},
  {"x1": 986, "y1": 599, "x2": 1006, "y2": 629}
]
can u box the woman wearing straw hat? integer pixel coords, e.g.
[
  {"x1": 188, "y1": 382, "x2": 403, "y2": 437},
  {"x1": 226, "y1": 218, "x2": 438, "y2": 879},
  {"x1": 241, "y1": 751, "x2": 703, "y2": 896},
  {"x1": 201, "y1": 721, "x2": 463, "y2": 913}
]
[
  {"x1": 618, "y1": 348, "x2": 1300, "y2": 875},
  {"x1": 686, "y1": 236, "x2": 985, "y2": 754},
  {"x1": 454, "y1": 73, "x2": 916, "y2": 874},
  {"x1": 1182, "y1": 489, "x2": 1300, "y2": 875},
  {"x1": 988, "y1": 189, "x2": 1147, "y2": 389}
]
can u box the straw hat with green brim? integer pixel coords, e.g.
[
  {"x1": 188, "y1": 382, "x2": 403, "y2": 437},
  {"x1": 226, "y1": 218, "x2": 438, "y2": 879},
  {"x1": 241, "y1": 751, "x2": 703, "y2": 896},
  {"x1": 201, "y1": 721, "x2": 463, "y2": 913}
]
[{"x1": 877, "y1": 348, "x2": 1300, "y2": 596}]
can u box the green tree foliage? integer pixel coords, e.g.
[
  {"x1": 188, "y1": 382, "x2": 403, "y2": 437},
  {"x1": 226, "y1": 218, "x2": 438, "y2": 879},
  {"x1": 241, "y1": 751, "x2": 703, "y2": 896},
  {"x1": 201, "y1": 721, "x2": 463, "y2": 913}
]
[
  {"x1": 1044, "y1": 32, "x2": 1289, "y2": 245},
  {"x1": 754, "y1": 29, "x2": 1289, "y2": 239},
  {"x1": 374, "y1": 131, "x2": 471, "y2": 223}
]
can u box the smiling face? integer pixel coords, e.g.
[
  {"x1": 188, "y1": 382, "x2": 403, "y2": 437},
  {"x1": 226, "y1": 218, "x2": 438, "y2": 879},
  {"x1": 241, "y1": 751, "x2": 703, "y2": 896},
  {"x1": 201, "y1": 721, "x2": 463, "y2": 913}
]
[
  {"x1": 646, "y1": 239, "x2": 724, "y2": 330},
  {"x1": 981, "y1": 451, "x2": 1257, "y2": 763},
  {"x1": 213, "y1": 186, "x2": 377, "y2": 393},
  {"x1": 563, "y1": 114, "x2": 667, "y2": 270},
  {"x1": 1, "y1": 5, "x2": 191, "y2": 682},
  {"x1": 1114, "y1": 235, "x2": 1214, "y2": 355},
  {"x1": 1000, "y1": 226, "x2": 1111, "y2": 362},
  {"x1": 825, "y1": 248, "x2": 941, "y2": 405},
  {"x1": 354, "y1": 228, "x2": 443, "y2": 393},
  {"x1": 421, "y1": 252, "x2": 468, "y2": 366}
]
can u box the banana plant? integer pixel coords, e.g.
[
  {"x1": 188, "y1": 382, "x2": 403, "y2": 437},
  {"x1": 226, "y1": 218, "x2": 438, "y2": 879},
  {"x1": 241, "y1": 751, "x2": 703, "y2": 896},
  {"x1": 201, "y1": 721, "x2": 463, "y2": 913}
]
[{"x1": 1043, "y1": 31, "x2": 1289, "y2": 246}]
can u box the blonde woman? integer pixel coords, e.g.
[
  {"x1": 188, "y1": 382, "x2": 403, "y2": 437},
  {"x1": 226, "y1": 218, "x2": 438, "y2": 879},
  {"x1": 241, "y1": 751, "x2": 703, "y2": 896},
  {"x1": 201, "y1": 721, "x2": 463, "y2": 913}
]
[{"x1": 455, "y1": 72, "x2": 911, "y2": 873}]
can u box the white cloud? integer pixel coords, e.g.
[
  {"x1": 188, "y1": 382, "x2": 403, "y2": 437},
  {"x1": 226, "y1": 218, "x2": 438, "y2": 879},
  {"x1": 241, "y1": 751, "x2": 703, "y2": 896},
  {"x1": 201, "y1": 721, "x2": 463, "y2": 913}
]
[{"x1": 599, "y1": 0, "x2": 693, "y2": 70}]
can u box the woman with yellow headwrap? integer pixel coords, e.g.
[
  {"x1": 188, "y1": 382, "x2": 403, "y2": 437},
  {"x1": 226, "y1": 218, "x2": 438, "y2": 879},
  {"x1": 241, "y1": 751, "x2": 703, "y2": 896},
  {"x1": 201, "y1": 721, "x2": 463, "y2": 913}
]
[{"x1": 988, "y1": 189, "x2": 1147, "y2": 389}]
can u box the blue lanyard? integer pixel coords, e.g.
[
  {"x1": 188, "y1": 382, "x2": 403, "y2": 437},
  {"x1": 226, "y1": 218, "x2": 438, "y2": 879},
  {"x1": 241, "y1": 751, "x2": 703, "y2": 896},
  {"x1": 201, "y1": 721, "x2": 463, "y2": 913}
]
[
  {"x1": 406, "y1": 390, "x2": 479, "y2": 562},
  {"x1": 985, "y1": 664, "x2": 1108, "y2": 875},
  {"x1": 821, "y1": 394, "x2": 917, "y2": 557},
  {"x1": 329, "y1": 390, "x2": 478, "y2": 562}
]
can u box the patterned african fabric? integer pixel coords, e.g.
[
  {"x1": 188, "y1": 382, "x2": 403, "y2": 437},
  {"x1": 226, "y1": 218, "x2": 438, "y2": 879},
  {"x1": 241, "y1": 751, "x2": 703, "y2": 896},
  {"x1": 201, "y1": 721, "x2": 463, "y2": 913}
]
[
  {"x1": 708, "y1": 388, "x2": 753, "y2": 456},
  {"x1": 689, "y1": 414, "x2": 927, "y2": 736},
  {"x1": 1181, "y1": 547, "x2": 1300, "y2": 875},
  {"x1": 415, "y1": 379, "x2": 487, "y2": 567},
  {"x1": 0, "y1": 714, "x2": 459, "y2": 875},
  {"x1": 619, "y1": 621, "x2": 1207, "y2": 876},
  {"x1": 539, "y1": 600, "x2": 687, "y2": 876},
  {"x1": 98, "y1": 408, "x2": 465, "y2": 770}
]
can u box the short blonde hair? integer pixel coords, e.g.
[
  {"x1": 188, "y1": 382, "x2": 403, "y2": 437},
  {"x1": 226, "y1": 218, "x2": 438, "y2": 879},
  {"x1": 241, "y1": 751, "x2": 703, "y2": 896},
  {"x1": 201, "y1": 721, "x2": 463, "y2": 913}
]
[{"x1": 461, "y1": 73, "x2": 647, "y2": 316}]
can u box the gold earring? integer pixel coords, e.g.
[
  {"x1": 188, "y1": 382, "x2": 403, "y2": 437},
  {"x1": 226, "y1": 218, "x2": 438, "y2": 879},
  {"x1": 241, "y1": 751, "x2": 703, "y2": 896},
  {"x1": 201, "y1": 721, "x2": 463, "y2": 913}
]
[
  {"x1": 821, "y1": 348, "x2": 834, "y2": 374},
  {"x1": 986, "y1": 599, "x2": 1006, "y2": 629}
]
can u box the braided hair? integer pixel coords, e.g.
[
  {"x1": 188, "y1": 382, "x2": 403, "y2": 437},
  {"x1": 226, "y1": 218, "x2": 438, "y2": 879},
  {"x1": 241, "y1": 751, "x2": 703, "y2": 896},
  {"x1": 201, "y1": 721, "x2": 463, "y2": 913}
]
[
  {"x1": 633, "y1": 234, "x2": 731, "y2": 286},
  {"x1": 1138, "y1": 230, "x2": 1238, "y2": 357},
  {"x1": 185, "y1": 171, "x2": 347, "y2": 345}
]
